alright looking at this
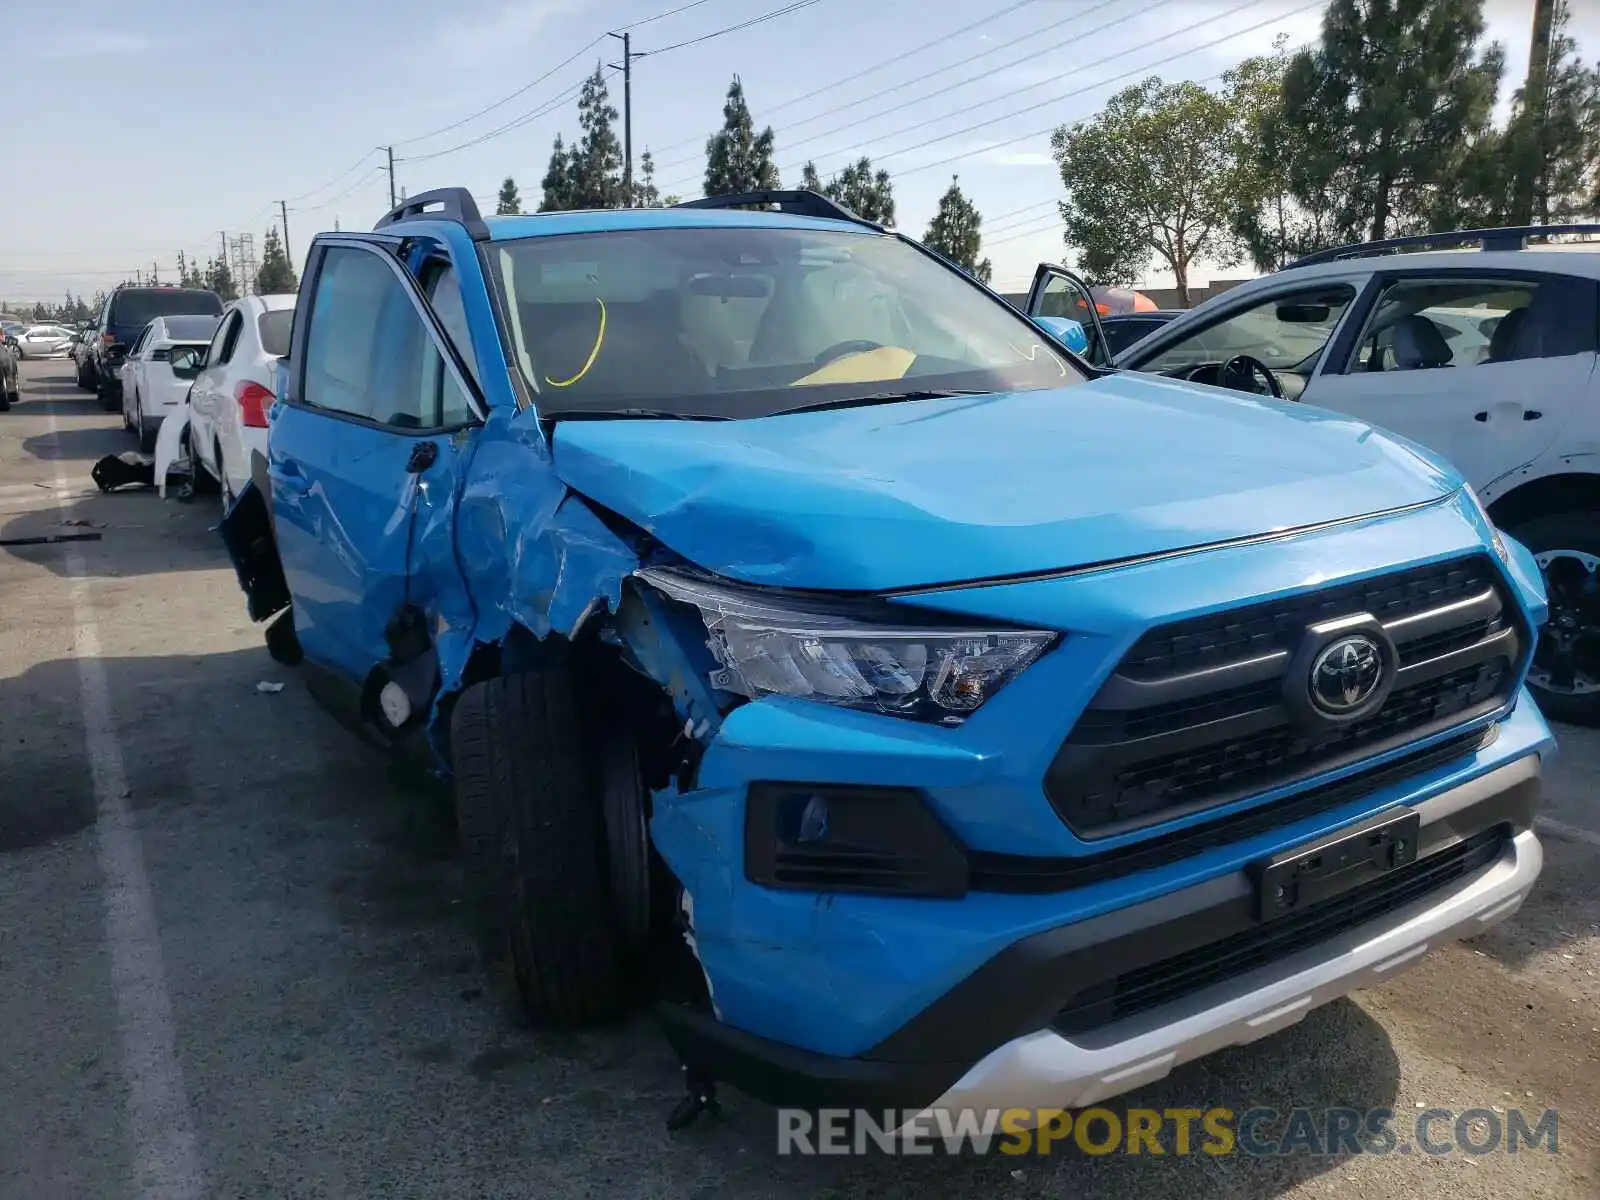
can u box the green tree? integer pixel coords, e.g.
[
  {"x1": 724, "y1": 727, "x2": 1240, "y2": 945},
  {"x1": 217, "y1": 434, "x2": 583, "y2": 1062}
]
[
  {"x1": 495, "y1": 176, "x2": 523, "y2": 215},
  {"x1": 540, "y1": 135, "x2": 574, "y2": 211},
  {"x1": 566, "y1": 66, "x2": 624, "y2": 209},
  {"x1": 1051, "y1": 76, "x2": 1240, "y2": 303},
  {"x1": 255, "y1": 228, "x2": 299, "y2": 294},
  {"x1": 1279, "y1": 0, "x2": 1503, "y2": 244},
  {"x1": 634, "y1": 150, "x2": 665, "y2": 207},
  {"x1": 704, "y1": 75, "x2": 780, "y2": 196},
  {"x1": 812, "y1": 157, "x2": 896, "y2": 225},
  {"x1": 206, "y1": 256, "x2": 238, "y2": 302},
  {"x1": 801, "y1": 162, "x2": 823, "y2": 192},
  {"x1": 1225, "y1": 39, "x2": 1337, "y2": 271},
  {"x1": 1501, "y1": 0, "x2": 1600, "y2": 224},
  {"x1": 923, "y1": 176, "x2": 991, "y2": 283}
]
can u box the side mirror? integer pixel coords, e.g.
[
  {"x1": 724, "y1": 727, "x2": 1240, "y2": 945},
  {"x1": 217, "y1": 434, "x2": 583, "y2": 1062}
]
[
  {"x1": 1034, "y1": 315, "x2": 1090, "y2": 356},
  {"x1": 170, "y1": 347, "x2": 204, "y2": 377},
  {"x1": 108, "y1": 342, "x2": 128, "y2": 356}
]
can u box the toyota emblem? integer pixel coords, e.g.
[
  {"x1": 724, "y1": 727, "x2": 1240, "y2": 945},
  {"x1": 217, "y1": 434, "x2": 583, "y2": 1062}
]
[{"x1": 1308, "y1": 634, "x2": 1385, "y2": 715}]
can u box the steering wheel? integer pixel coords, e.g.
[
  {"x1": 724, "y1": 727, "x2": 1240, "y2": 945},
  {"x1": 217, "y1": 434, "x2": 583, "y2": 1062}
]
[
  {"x1": 813, "y1": 339, "x2": 883, "y2": 367},
  {"x1": 1219, "y1": 354, "x2": 1284, "y2": 398}
]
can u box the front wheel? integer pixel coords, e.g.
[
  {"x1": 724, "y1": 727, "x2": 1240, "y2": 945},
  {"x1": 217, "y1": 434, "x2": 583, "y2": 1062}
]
[
  {"x1": 450, "y1": 659, "x2": 628, "y2": 1025},
  {"x1": 1505, "y1": 511, "x2": 1600, "y2": 726}
]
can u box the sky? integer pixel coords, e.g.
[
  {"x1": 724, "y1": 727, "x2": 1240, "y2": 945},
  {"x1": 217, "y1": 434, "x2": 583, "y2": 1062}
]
[{"x1": 1, "y1": 0, "x2": 1594, "y2": 305}]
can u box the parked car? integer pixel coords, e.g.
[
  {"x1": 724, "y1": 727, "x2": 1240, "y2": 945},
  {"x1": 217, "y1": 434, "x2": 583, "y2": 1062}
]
[
  {"x1": 1097, "y1": 309, "x2": 1182, "y2": 356},
  {"x1": 1029, "y1": 224, "x2": 1600, "y2": 724},
  {"x1": 0, "y1": 336, "x2": 17, "y2": 411},
  {"x1": 221, "y1": 187, "x2": 1551, "y2": 1128},
  {"x1": 187, "y1": 294, "x2": 296, "y2": 508},
  {"x1": 15, "y1": 324, "x2": 76, "y2": 358},
  {"x1": 88, "y1": 286, "x2": 223, "y2": 411},
  {"x1": 116, "y1": 314, "x2": 220, "y2": 451},
  {"x1": 71, "y1": 330, "x2": 98, "y2": 389}
]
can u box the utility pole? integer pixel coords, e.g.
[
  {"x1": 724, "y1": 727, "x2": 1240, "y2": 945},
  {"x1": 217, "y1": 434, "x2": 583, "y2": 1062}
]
[
  {"x1": 278, "y1": 200, "x2": 292, "y2": 267},
  {"x1": 607, "y1": 30, "x2": 638, "y2": 206},
  {"x1": 384, "y1": 145, "x2": 397, "y2": 209},
  {"x1": 1510, "y1": 0, "x2": 1558, "y2": 226}
]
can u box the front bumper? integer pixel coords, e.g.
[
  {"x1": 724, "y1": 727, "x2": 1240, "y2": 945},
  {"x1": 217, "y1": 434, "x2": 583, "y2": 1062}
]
[{"x1": 660, "y1": 750, "x2": 1542, "y2": 1117}]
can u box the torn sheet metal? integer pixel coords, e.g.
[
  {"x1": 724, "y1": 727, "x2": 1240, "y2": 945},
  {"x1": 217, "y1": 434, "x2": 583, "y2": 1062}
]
[{"x1": 152, "y1": 406, "x2": 190, "y2": 499}]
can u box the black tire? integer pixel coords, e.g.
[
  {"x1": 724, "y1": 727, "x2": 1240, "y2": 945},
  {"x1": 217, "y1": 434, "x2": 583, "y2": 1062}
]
[
  {"x1": 0, "y1": 391, "x2": 10, "y2": 413},
  {"x1": 1504, "y1": 510, "x2": 1600, "y2": 726},
  {"x1": 77, "y1": 360, "x2": 95, "y2": 391},
  {"x1": 97, "y1": 379, "x2": 120, "y2": 413},
  {"x1": 451, "y1": 660, "x2": 624, "y2": 1025}
]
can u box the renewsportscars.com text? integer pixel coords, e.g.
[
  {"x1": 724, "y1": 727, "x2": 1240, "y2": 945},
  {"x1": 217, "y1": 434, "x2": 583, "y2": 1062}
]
[{"x1": 777, "y1": 1105, "x2": 1560, "y2": 1157}]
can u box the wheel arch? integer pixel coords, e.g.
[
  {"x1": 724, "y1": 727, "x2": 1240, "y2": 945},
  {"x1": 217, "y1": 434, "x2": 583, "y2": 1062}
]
[{"x1": 1485, "y1": 469, "x2": 1600, "y2": 530}]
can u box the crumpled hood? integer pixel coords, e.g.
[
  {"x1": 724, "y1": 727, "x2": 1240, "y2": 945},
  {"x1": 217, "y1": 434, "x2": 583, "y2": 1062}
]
[{"x1": 552, "y1": 373, "x2": 1459, "y2": 592}]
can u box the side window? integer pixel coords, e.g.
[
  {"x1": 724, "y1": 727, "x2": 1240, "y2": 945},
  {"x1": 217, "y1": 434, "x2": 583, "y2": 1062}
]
[
  {"x1": 1343, "y1": 276, "x2": 1598, "y2": 373},
  {"x1": 1033, "y1": 271, "x2": 1107, "y2": 364},
  {"x1": 204, "y1": 313, "x2": 234, "y2": 367},
  {"x1": 1142, "y1": 285, "x2": 1356, "y2": 375},
  {"x1": 421, "y1": 260, "x2": 478, "y2": 382},
  {"x1": 129, "y1": 325, "x2": 151, "y2": 356},
  {"x1": 303, "y1": 245, "x2": 473, "y2": 428},
  {"x1": 217, "y1": 312, "x2": 245, "y2": 365}
]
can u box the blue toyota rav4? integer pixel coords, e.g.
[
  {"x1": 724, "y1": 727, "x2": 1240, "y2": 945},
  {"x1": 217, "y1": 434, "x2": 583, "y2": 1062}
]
[{"x1": 222, "y1": 187, "x2": 1552, "y2": 1125}]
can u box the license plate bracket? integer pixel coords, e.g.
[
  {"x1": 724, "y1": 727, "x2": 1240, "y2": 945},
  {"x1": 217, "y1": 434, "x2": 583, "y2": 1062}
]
[{"x1": 1252, "y1": 808, "x2": 1421, "y2": 923}]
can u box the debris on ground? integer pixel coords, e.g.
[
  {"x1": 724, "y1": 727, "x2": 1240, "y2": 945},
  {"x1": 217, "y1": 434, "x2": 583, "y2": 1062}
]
[
  {"x1": 256, "y1": 681, "x2": 285, "y2": 694},
  {"x1": 90, "y1": 451, "x2": 156, "y2": 493}
]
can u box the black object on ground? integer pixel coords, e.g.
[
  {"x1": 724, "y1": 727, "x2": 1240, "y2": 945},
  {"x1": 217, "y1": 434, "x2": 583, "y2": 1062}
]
[
  {"x1": 0, "y1": 532, "x2": 103, "y2": 547},
  {"x1": 91, "y1": 452, "x2": 156, "y2": 493}
]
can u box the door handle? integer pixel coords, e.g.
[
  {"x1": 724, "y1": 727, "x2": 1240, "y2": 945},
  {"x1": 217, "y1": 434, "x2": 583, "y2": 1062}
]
[
  {"x1": 1474, "y1": 412, "x2": 1487, "y2": 422},
  {"x1": 269, "y1": 460, "x2": 307, "y2": 493},
  {"x1": 1523, "y1": 409, "x2": 1543, "y2": 420}
]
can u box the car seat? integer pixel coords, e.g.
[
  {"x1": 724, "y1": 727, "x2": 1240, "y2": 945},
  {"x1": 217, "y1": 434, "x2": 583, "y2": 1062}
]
[{"x1": 1388, "y1": 315, "x2": 1454, "y2": 370}]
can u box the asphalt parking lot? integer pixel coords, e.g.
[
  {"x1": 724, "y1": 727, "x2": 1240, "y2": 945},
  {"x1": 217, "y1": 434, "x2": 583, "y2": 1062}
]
[{"x1": 1, "y1": 359, "x2": 1597, "y2": 1200}]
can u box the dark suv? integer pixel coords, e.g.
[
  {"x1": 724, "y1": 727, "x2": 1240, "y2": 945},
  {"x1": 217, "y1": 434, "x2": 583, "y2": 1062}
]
[{"x1": 89, "y1": 286, "x2": 224, "y2": 410}]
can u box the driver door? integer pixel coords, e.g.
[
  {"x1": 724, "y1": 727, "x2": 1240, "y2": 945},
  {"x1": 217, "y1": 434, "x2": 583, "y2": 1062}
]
[
  {"x1": 1025, "y1": 264, "x2": 1112, "y2": 367},
  {"x1": 1117, "y1": 280, "x2": 1367, "y2": 401}
]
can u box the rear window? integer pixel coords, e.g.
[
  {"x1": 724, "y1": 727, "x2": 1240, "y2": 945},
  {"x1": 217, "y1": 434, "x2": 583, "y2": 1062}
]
[
  {"x1": 109, "y1": 289, "x2": 223, "y2": 328},
  {"x1": 258, "y1": 309, "x2": 293, "y2": 357},
  {"x1": 163, "y1": 315, "x2": 221, "y2": 341}
]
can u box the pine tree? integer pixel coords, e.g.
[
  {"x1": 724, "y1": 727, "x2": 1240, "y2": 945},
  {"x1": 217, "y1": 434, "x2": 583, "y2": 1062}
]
[
  {"x1": 801, "y1": 162, "x2": 823, "y2": 191},
  {"x1": 206, "y1": 257, "x2": 238, "y2": 302},
  {"x1": 255, "y1": 228, "x2": 299, "y2": 294},
  {"x1": 1501, "y1": 0, "x2": 1600, "y2": 225},
  {"x1": 496, "y1": 176, "x2": 523, "y2": 215},
  {"x1": 567, "y1": 66, "x2": 624, "y2": 209},
  {"x1": 923, "y1": 176, "x2": 991, "y2": 283},
  {"x1": 704, "y1": 75, "x2": 780, "y2": 196},
  {"x1": 814, "y1": 157, "x2": 896, "y2": 226},
  {"x1": 1278, "y1": 0, "x2": 1504, "y2": 244},
  {"x1": 634, "y1": 150, "x2": 664, "y2": 207},
  {"x1": 540, "y1": 135, "x2": 573, "y2": 211}
]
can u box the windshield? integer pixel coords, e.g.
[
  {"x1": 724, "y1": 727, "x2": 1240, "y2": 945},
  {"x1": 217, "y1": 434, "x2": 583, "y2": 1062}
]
[
  {"x1": 258, "y1": 309, "x2": 293, "y2": 357},
  {"x1": 109, "y1": 289, "x2": 223, "y2": 328},
  {"x1": 1141, "y1": 286, "x2": 1355, "y2": 374},
  {"x1": 490, "y1": 226, "x2": 1084, "y2": 419},
  {"x1": 163, "y1": 315, "x2": 221, "y2": 341}
]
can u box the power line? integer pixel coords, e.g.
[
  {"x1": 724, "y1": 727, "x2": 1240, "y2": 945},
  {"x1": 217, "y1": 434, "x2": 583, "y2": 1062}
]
[
  {"x1": 648, "y1": 0, "x2": 1123, "y2": 175},
  {"x1": 645, "y1": 0, "x2": 1040, "y2": 160},
  {"x1": 879, "y1": 0, "x2": 1323, "y2": 179},
  {"x1": 283, "y1": 149, "x2": 383, "y2": 205},
  {"x1": 394, "y1": 71, "x2": 613, "y2": 166},
  {"x1": 786, "y1": 0, "x2": 1271, "y2": 179},
  {"x1": 642, "y1": 0, "x2": 825, "y2": 56}
]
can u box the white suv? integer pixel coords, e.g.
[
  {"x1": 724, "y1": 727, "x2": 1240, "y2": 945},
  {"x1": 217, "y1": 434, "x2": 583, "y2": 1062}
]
[{"x1": 1028, "y1": 225, "x2": 1600, "y2": 724}]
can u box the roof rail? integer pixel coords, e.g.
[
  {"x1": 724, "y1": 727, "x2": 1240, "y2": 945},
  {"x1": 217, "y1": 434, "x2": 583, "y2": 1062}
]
[
  {"x1": 674, "y1": 189, "x2": 881, "y2": 230},
  {"x1": 374, "y1": 187, "x2": 491, "y2": 242},
  {"x1": 1289, "y1": 222, "x2": 1600, "y2": 268}
]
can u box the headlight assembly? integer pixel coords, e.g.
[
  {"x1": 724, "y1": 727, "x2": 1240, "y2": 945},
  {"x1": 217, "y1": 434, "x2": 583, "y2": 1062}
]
[
  {"x1": 637, "y1": 567, "x2": 1058, "y2": 723},
  {"x1": 1461, "y1": 484, "x2": 1512, "y2": 568}
]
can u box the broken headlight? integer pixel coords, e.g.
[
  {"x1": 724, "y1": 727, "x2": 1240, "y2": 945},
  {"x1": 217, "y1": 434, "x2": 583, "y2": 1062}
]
[{"x1": 637, "y1": 567, "x2": 1057, "y2": 724}]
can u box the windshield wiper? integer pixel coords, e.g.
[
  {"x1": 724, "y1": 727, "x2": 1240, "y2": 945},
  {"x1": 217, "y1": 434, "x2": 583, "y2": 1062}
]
[{"x1": 775, "y1": 388, "x2": 990, "y2": 416}]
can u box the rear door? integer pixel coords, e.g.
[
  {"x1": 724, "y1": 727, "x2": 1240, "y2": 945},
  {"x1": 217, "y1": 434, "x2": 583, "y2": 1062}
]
[
  {"x1": 1302, "y1": 270, "x2": 1600, "y2": 493},
  {"x1": 1026, "y1": 264, "x2": 1112, "y2": 366},
  {"x1": 269, "y1": 238, "x2": 484, "y2": 683}
]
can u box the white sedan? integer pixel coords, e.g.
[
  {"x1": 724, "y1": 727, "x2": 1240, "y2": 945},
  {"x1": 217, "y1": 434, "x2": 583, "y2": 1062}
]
[
  {"x1": 16, "y1": 325, "x2": 76, "y2": 358},
  {"x1": 188, "y1": 293, "x2": 296, "y2": 508},
  {"x1": 119, "y1": 314, "x2": 221, "y2": 451}
]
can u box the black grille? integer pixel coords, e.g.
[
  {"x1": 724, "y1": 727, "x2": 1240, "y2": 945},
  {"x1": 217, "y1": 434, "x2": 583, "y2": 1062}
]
[
  {"x1": 1051, "y1": 826, "x2": 1507, "y2": 1036},
  {"x1": 1047, "y1": 556, "x2": 1523, "y2": 838},
  {"x1": 1119, "y1": 558, "x2": 1496, "y2": 680}
]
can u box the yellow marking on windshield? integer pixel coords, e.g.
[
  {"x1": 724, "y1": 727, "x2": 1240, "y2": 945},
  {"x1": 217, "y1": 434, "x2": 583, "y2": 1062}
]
[
  {"x1": 544, "y1": 297, "x2": 606, "y2": 388},
  {"x1": 790, "y1": 346, "x2": 916, "y2": 387},
  {"x1": 1007, "y1": 341, "x2": 1067, "y2": 376}
]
